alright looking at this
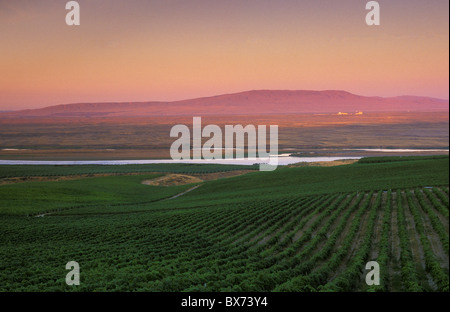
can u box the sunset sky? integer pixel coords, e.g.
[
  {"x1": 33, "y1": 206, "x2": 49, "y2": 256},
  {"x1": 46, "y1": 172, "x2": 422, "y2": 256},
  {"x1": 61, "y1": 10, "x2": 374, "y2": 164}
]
[{"x1": 0, "y1": 0, "x2": 448, "y2": 110}]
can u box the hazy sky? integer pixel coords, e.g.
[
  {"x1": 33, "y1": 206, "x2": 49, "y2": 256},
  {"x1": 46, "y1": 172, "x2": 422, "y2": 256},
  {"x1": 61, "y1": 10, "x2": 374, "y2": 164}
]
[{"x1": 0, "y1": 0, "x2": 448, "y2": 109}]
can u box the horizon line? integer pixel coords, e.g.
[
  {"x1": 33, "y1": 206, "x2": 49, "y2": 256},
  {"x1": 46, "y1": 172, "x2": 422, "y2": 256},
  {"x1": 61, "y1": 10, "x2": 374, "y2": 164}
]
[{"x1": 3, "y1": 89, "x2": 449, "y2": 112}]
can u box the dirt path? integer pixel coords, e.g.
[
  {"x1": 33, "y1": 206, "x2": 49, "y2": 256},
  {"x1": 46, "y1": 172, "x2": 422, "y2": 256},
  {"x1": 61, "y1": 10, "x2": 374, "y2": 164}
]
[
  {"x1": 165, "y1": 185, "x2": 201, "y2": 200},
  {"x1": 30, "y1": 170, "x2": 255, "y2": 217},
  {"x1": 34, "y1": 184, "x2": 202, "y2": 217}
]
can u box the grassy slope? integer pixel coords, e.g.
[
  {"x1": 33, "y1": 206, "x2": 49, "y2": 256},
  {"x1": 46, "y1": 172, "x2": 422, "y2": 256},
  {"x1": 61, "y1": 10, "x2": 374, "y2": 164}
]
[
  {"x1": 0, "y1": 163, "x2": 257, "y2": 178},
  {"x1": 1, "y1": 157, "x2": 448, "y2": 215},
  {"x1": 0, "y1": 156, "x2": 448, "y2": 291},
  {"x1": 357, "y1": 155, "x2": 449, "y2": 163},
  {"x1": 175, "y1": 157, "x2": 449, "y2": 207},
  {"x1": 0, "y1": 174, "x2": 196, "y2": 215}
]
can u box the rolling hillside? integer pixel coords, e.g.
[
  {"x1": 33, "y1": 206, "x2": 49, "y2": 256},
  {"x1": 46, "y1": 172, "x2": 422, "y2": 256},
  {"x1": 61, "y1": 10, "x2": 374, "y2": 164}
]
[
  {"x1": 0, "y1": 157, "x2": 448, "y2": 292},
  {"x1": 1, "y1": 90, "x2": 448, "y2": 118}
]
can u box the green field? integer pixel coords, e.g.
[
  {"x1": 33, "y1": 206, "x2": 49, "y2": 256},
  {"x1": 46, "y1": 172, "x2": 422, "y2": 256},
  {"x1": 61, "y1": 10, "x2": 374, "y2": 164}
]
[
  {"x1": 0, "y1": 156, "x2": 448, "y2": 291},
  {"x1": 0, "y1": 163, "x2": 258, "y2": 179},
  {"x1": 0, "y1": 174, "x2": 195, "y2": 215}
]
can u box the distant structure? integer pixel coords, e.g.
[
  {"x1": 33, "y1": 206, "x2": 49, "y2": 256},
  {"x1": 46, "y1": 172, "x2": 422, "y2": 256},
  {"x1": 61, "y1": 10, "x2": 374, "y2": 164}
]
[{"x1": 337, "y1": 111, "x2": 363, "y2": 115}]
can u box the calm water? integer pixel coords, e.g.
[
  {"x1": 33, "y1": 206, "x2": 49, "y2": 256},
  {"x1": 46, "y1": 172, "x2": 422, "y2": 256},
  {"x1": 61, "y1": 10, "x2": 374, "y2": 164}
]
[
  {"x1": 0, "y1": 148, "x2": 447, "y2": 166},
  {"x1": 0, "y1": 156, "x2": 362, "y2": 166}
]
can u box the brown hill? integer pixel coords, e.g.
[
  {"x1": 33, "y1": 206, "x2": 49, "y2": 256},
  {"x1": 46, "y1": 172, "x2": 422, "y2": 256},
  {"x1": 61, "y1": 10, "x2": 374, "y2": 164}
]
[{"x1": 1, "y1": 90, "x2": 448, "y2": 118}]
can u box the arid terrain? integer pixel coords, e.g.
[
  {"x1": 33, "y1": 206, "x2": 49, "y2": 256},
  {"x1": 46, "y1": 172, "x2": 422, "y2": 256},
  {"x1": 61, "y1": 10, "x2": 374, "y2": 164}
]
[{"x1": 0, "y1": 111, "x2": 448, "y2": 160}]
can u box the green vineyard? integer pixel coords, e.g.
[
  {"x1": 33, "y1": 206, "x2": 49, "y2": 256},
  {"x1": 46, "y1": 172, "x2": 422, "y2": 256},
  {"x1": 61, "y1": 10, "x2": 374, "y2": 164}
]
[{"x1": 0, "y1": 157, "x2": 448, "y2": 292}]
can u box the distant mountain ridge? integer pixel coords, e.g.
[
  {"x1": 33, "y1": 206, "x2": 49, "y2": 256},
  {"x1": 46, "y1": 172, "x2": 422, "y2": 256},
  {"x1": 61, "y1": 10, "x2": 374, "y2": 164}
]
[{"x1": 1, "y1": 90, "x2": 448, "y2": 118}]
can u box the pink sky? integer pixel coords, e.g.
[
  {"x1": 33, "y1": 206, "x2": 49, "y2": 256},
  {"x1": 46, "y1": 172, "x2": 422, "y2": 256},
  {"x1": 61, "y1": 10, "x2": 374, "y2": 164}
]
[{"x1": 0, "y1": 0, "x2": 448, "y2": 110}]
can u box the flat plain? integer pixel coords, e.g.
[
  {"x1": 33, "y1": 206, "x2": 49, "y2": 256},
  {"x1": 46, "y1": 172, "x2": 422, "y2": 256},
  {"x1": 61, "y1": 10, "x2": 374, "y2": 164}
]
[{"x1": 0, "y1": 112, "x2": 448, "y2": 160}]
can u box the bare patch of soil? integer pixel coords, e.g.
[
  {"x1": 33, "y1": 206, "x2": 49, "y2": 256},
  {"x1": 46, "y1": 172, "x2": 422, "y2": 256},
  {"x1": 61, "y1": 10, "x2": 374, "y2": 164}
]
[
  {"x1": 141, "y1": 170, "x2": 254, "y2": 186},
  {"x1": 142, "y1": 174, "x2": 203, "y2": 186}
]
